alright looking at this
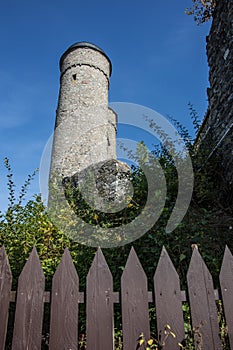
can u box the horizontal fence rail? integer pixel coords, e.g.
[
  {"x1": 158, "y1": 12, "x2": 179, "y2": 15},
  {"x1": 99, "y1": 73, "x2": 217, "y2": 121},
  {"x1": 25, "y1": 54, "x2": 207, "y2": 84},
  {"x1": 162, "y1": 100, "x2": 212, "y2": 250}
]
[{"x1": 0, "y1": 245, "x2": 233, "y2": 349}]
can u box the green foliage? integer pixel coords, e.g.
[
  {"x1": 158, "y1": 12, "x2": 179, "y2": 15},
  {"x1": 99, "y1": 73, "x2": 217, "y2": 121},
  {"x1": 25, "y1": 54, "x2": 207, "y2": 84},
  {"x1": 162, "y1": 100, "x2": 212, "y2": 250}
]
[
  {"x1": 62, "y1": 168, "x2": 145, "y2": 230},
  {"x1": 136, "y1": 303, "x2": 229, "y2": 349},
  {"x1": 136, "y1": 325, "x2": 180, "y2": 349},
  {"x1": 0, "y1": 158, "x2": 95, "y2": 290},
  {"x1": 1, "y1": 104, "x2": 232, "y2": 348}
]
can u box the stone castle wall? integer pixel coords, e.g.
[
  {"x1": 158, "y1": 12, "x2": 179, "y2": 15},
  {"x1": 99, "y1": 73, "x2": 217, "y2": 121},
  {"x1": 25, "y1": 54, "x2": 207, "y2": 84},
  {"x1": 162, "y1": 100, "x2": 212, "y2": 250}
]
[{"x1": 197, "y1": 0, "x2": 233, "y2": 184}]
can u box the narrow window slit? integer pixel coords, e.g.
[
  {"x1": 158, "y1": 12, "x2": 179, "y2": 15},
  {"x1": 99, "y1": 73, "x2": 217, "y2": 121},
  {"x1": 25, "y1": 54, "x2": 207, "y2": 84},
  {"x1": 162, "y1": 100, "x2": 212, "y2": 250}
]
[{"x1": 72, "y1": 74, "x2": 77, "y2": 81}]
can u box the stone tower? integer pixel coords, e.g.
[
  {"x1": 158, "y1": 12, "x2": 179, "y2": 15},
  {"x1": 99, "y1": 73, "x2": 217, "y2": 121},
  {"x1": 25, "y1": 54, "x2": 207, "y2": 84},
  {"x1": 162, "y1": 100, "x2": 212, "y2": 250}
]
[
  {"x1": 49, "y1": 42, "x2": 117, "y2": 179},
  {"x1": 49, "y1": 42, "x2": 130, "y2": 212}
]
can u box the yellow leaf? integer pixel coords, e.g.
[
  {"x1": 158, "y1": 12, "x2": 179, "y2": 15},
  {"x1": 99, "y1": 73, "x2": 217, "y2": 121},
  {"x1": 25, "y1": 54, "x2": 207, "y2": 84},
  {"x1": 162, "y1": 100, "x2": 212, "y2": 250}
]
[
  {"x1": 170, "y1": 331, "x2": 176, "y2": 338},
  {"x1": 166, "y1": 324, "x2": 171, "y2": 330},
  {"x1": 147, "y1": 339, "x2": 154, "y2": 345},
  {"x1": 139, "y1": 339, "x2": 145, "y2": 346},
  {"x1": 127, "y1": 203, "x2": 133, "y2": 208},
  {"x1": 93, "y1": 213, "x2": 98, "y2": 221}
]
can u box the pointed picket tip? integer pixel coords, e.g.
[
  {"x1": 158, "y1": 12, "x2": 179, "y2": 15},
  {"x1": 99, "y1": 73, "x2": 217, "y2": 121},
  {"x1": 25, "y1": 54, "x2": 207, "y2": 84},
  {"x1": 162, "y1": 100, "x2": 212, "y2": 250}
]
[
  {"x1": 28, "y1": 246, "x2": 40, "y2": 262},
  {"x1": 220, "y1": 245, "x2": 233, "y2": 269},
  {"x1": 0, "y1": 245, "x2": 12, "y2": 278},
  {"x1": 187, "y1": 243, "x2": 214, "y2": 283},
  {"x1": 0, "y1": 245, "x2": 11, "y2": 268},
  {"x1": 91, "y1": 246, "x2": 107, "y2": 265},
  {"x1": 87, "y1": 246, "x2": 112, "y2": 286},
  {"x1": 121, "y1": 246, "x2": 147, "y2": 284},
  {"x1": 60, "y1": 247, "x2": 73, "y2": 264},
  {"x1": 126, "y1": 246, "x2": 137, "y2": 262},
  {"x1": 154, "y1": 246, "x2": 178, "y2": 280},
  {"x1": 154, "y1": 245, "x2": 182, "y2": 291},
  {"x1": 0, "y1": 245, "x2": 7, "y2": 259},
  {"x1": 19, "y1": 246, "x2": 44, "y2": 281},
  {"x1": 187, "y1": 244, "x2": 207, "y2": 277},
  {"x1": 191, "y1": 244, "x2": 200, "y2": 255},
  {"x1": 53, "y1": 247, "x2": 79, "y2": 283},
  {"x1": 28, "y1": 246, "x2": 41, "y2": 263},
  {"x1": 96, "y1": 246, "x2": 105, "y2": 258},
  {"x1": 220, "y1": 245, "x2": 233, "y2": 282},
  {"x1": 88, "y1": 246, "x2": 112, "y2": 279},
  {"x1": 0, "y1": 244, "x2": 12, "y2": 283},
  {"x1": 129, "y1": 245, "x2": 136, "y2": 255},
  {"x1": 91, "y1": 246, "x2": 104, "y2": 263},
  {"x1": 123, "y1": 245, "x2": 143, "y2": 267},
  {"x1": 160, "y1": 245, "x2": 173, "y2": 259},
  {"x1": 223, "y1": 245, "x2": 233, "y2": 260},
  {"x1": 157, "y1": 246, "x2": 173, "y2": 265},
  {"x1": 155, "y1": 245, "x2": 176, "y2": 270},
  {"x1": 125, "y1": 246, "x2": 139, "y2": 265},
  {"x1": 0, "y1": 245, "x2": 6, "y2": 255}
]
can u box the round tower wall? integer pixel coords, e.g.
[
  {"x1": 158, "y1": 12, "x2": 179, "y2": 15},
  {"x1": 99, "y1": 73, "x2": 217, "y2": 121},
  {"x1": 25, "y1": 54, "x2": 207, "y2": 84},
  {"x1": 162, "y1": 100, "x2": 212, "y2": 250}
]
[{"x1": 50, "y1": 44, "x2": 116, "y2": 178}]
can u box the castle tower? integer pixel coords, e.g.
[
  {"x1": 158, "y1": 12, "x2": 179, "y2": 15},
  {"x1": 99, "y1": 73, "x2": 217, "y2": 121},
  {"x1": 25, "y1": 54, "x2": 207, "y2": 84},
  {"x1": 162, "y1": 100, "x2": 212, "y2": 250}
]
[{"x1": 49, "y1": 42, "x2": 117, "y2": 179}]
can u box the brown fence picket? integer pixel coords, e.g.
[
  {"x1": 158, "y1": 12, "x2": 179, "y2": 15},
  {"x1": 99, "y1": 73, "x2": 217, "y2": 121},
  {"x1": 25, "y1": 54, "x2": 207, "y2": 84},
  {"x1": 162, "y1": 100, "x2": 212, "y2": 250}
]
[
  {"x1": 220, "y1": 245, "x2": 233, "y2": 348},
  {"x1": 49, "y1": 247, "x2": 79, "y2": 350},
  {"x1": 11, "y1": 247, "x2": 45, "y2": 350},
  {"x1": 121, "y1": 247, "x2": 150, "y2": 350},
  {"x1": 0, "y1": 246, "x2": 12, "y2": 350},
  {"x1": 154, "y1": 246, "x2": 185, "y2": 349},
  {"x1": 3, "y1": 244, "x2": 233, "y2": 349},
  {"x1": 86, "y1": 248, "x2": 114, "y2": 350},
  {"x1": 187, "y1": 247, "x2": 222, "y2": 350}
]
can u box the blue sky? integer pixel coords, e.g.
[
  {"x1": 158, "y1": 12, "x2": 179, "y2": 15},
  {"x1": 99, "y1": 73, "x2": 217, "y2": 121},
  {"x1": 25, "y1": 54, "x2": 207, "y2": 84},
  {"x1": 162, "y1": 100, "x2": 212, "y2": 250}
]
[{"x1": 0, "y1": 0, "x2": 211, "y2": 211}]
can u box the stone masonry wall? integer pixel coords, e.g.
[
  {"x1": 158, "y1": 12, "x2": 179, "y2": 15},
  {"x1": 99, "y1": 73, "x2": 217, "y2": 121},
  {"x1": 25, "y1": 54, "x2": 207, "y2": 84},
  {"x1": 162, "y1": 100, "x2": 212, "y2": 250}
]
[{"x1": 197, "y1": 0, "x2": 233, "y2": 184}]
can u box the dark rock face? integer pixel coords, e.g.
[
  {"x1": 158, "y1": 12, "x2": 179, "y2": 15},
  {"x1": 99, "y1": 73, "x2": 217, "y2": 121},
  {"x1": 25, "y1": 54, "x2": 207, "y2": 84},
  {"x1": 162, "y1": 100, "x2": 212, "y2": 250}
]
[
  {"x1": 197, "y1": 0, "x2": 233, "y2": 185},
  {"x1": 63, "y1": 159, "x2": 132, "y2": 213},
  {"x1": 207, "y1": 0, "x2": 233, "y2": 131}
]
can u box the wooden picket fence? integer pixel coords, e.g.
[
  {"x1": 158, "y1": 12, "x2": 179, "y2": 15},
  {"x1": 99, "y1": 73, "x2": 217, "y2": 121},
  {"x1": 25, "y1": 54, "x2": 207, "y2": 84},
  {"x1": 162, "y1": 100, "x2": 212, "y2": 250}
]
[{"x1": 0, "y1": 245, "x2": 233, "y2": 350}]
